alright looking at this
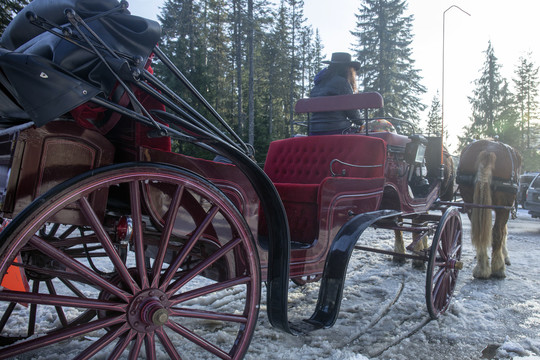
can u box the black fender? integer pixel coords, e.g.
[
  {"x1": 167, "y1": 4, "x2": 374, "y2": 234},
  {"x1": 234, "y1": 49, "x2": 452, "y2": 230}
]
[{"x1": 292, "y1": 209, "x2": 400, "y2": 333}]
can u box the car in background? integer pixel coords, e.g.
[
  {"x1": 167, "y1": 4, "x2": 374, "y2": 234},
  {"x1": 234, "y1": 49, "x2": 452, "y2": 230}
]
[
  {"x1": 524, "y1": 173, "x2": 540, "y2": 218},
  {"x1": 518, "y1": 172, "x2": 539, "y2": 208}
]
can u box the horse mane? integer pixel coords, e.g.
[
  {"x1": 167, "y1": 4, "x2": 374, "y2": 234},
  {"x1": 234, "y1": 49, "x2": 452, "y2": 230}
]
[{"x1": 471, "y1": 150, "x2": 496, "y2": 251}]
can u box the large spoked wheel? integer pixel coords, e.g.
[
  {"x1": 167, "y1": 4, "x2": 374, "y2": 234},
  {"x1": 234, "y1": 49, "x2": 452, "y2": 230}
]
[
  {"x1": 425, "y1": 207, "x2": 462, "y2": 319},
  {"x1": 0, "y1": 163, "x2": 260, "y2": 359}
]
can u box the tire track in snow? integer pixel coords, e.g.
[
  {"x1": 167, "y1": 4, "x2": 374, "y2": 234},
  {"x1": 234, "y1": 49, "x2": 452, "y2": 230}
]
[
  {"x1": 340, "y1": 275, "x2": 406, "y2": 347},
  {"x1": 367, "y1": 315, "x2": 432, "y2": 358}
]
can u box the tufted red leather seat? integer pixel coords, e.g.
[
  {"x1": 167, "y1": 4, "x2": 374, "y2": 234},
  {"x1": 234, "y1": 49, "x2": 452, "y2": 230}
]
[{"x1": 263, "y1": 135, "x2": 386, "y2": 245}]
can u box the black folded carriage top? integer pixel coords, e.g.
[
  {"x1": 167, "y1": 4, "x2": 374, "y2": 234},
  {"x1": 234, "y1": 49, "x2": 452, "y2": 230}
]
[{"x1": 0, "y1": 0, "x2": 161, "y2": 126}]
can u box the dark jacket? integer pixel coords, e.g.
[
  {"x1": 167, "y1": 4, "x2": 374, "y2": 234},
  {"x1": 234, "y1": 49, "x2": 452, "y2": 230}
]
[{"x1": 309, "y1": 68, "x2": 361, "y2": 135}]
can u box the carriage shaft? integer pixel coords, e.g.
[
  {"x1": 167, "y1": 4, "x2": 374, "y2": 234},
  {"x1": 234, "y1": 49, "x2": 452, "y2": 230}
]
[{"x1": 354, "y1": 245, "x2": 428, "y2": 262}]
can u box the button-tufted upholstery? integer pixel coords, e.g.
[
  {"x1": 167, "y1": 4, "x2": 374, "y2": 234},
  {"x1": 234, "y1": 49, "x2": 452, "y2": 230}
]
[
  {"x1": 262, "y1": 135, "x2": 386, "y2": 245},
  {"x1": 265, "y1": 135, "x2": 385, "y2": 183}
]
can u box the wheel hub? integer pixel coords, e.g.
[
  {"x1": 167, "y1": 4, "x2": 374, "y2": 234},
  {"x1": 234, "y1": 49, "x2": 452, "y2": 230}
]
[
  {"x1": 447, "y1": 259, "x2": 463, "y2": 270},
  {"x1": 128, "y1": 289, "x2": 171, "y2": 332}
]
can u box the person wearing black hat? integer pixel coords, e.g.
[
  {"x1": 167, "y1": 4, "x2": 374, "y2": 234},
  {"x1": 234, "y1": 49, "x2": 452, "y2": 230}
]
[{"x1": 308, "y1": 52, "x2": 362, "y2": 135}]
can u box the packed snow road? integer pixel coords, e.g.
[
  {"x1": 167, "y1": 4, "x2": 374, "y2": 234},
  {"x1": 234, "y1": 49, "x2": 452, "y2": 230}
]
[{"x1": 246, "y1": 208, "x2": 540, "y2": 360}]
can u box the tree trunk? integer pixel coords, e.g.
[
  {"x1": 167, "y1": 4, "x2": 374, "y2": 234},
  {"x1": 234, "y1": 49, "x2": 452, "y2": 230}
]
[{"x1": 247, "y1": 0, "x2": 255, "y2": 145}]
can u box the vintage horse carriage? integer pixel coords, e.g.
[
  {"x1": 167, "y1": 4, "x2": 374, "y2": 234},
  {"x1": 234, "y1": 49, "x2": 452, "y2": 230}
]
[{"x1": 0, "y1": 1, "x2": 465, "y2": 358}]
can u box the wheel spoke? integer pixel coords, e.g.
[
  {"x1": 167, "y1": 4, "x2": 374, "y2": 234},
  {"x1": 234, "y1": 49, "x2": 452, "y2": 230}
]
[
  {"x1": 59, "y1": 277, "x2": 88, "y2": 298},
  {"x1": 58, "y1": 225, "x2": 79, "y2": 240},
  {"x1": 28, "y1": 235, "x2": 130, "y2": 302},
  {"x1": 0, "y1": 302, "x2": 17, "y2": 332},
  {"x1": 0, "y1": 289, "x2": 127, "y2": 312},
  {"x1": 79, "y1": 197, "x2": 140, "y2": 295},
  {"x1": 431, "y1": 267, "x2": 445, "y2": 293},
  {"x1": 41, "y1": 223, "x2": 60, "y2": 238},
  {"x1": 450, "y1": 229, "x2": 462, "y2": 258},
  {"x1": 437, "y1": 239, "x2": 447, "y2": 262},
  {"x1": 166, "y1": 321, "x2": 232, "y2": 360},
  {"x1": 447, "y1": 218, "x2": 458, "y2": 254},
  {"x1": 450, "y1": 242, "x2": 462, "y2": 259},
  {"x1": 169, "y1": 307, "x2": 248, "y2": 324},
  {"x1": 73, "y1": 323, "x2": 130, "y2": 360},
  {"x1": 128, "y1": 332, "x2": 145, "y2": 359},
  {"x1": 144, "y1": 332, "x2": 157, "y2": 360},
  {"x1": 155, "y1": 327, "x2": 182, "y2": 360},
  {"x1": 28, "y1": 280, "x2": 39, "y2": 336},
  {"x1": 441, "y1": 219, "x2": 452, "y2": 256},
  {"x1": 167, "y1": 237, "x2": 242, "y2": 295},
  {"x1": 129, "y1": 181, "x2": 149, "y2": 290},
  {"x1": 107, "y1": 329, "x2": 137, "y2": 360},
  {"x1": 151, "y1": 185, "x2": 185, "y2": 288},
  {"x1": 0, "y1": 315, "x2": 125, "y2": 359},
  {"x1": 160, "y1": 205, "x2": 220, "y2": 288},
  {"x1": 170, "y1": 275, "x2": 251, "y2": 305},
  {"x1": 435, "y1": 272, "x2": 451, "y2": 310},
  {"x1": 45, "y1": 279, "x2": 68, "y2": 327}
]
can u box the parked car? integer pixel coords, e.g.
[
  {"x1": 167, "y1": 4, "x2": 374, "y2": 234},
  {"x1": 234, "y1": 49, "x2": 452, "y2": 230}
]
[
  {"x1": 524, "y1": 173, "x2": 540, "y2": 218},
  {"x1": 518, "y1": 172, "x2": 539, "y2": 208}
]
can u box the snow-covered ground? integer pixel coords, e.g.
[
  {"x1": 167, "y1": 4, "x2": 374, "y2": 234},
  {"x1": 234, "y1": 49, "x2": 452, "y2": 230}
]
[
  {"x1": 244, "y1": 208, "x2": 540, "y2": 360},
  {"x1": 2, "y1": 208, "x2": 539, "y2": 359}
]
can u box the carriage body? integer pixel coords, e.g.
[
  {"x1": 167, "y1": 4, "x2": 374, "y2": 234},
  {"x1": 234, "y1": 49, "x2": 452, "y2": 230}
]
[
  {"x1": 0, "y1": 113, "x2": 433, "y2": 282},
  {"x1": 0, "y1": 1, "x2": 463, "y2": 358}
]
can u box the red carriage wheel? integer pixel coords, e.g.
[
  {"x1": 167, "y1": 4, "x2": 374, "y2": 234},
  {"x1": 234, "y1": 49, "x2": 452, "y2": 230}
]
[
  {"x1": 425, "y1": 207, "x2": 462, "y2": 319},
  {"x1": 0, "y1": 163, "x2": 260, "y2": 359}
]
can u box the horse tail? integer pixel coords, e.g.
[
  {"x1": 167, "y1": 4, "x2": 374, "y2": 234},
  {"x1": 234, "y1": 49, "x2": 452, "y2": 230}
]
[{"x1": 471, "y1": 150, "x2": 496, "y2": 250}]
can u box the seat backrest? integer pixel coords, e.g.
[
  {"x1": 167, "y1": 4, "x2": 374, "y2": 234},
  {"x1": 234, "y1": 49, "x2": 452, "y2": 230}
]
[
  {"x1": 294, "y1": 92, "x2": 384, "y2": 113},
  {"x1": 264, "y1": 135, "x2": 386, "y2": 184}
]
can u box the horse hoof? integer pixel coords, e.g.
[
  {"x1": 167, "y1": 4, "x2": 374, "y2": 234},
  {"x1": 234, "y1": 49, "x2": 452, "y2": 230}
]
[
  {"x1": 392, "y1": 256, "x2": 406, "y2": 265},
  {"x1": 505, "y1": 258, "x2": 511, "y2": 266},
  {"x1": 412, "y1": 260, "x2": 425, "y2": 270},
  {"x1": 491, "y1": 270, "x2": 506, "y2": 279},
  {"x1": 473, "y1": 267, "x2": 491, "y2": 279}
]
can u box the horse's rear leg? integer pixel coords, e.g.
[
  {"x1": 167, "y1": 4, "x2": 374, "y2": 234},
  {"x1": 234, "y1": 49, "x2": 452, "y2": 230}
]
[
  {"x1": 471, "y1": 206, "x2": 493, "y2": 279},
  {"x1": 503, "y1": 233, "x2": 511, "y2": 266},
  {"x1": 473, "y1": 245, "x2": 491, "y2": 279},
  {"x1": 491, "y1": 209, "x2": 510, "y2": 278}
]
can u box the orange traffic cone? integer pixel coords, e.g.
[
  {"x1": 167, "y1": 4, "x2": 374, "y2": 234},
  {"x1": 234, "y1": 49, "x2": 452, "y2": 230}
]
[
  {"x1": 1, "y1": 255, "x2": 30, "y2": 294},
  {"x1": 0, "y1": 219, "x2": 30, "y2": 306}
]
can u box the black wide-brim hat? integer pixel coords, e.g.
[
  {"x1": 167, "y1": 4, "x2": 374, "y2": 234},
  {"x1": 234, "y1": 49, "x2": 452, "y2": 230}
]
[{"x1": 323, "y1": 52, "x2": 360, "y2": 70}]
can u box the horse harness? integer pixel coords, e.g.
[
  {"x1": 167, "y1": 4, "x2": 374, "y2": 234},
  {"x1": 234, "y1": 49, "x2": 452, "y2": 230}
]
[{"x1": 456, "y1": 141, "x2": 520, "y2": 195}]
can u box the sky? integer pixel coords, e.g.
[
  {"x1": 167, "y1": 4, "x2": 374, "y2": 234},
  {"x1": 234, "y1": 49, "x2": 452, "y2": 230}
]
[{"x1": 127, "y1": 0, "x2": 540, "y2": 153}]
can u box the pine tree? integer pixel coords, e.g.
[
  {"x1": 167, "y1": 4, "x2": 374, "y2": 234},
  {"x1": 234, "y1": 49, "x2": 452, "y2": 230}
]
[
  {"x1": 232, "y1": 0, "x2": 245, "y2": 135},
  {"x1": 425, "y1": 93, "x2": 442, "y2": 136},
  {"x1": 263, "y1": 1, "x2": 292, "y2": 140},
  {"x1": 311, "y1": 30, "x2": 324, "y2": 79},
  {"x1": 157, "y1": 0, "x2": 205, "y2": 90},
  {"x1": 513, "y1": 53, "x2": 540, "y2": 171},
  {"x1": 0, "y1": 0, "x2": 30, "y2": 33},
  {"x1": 287, "y1": 0, "x2": 306, "y2": 136},
  {"x1": 155, "y1": 0, "x2": 322, "y2": 159},
  {"x1": 469, "y1": 41, "x2": 503, "y2": 137},
  {"x1": 459, "y1": 41, "x2": 520, "y2": 151},
  {"x1": 513, "y1": 53, "x2": 539, "y2": 149},
  {"x1": 351, "y1": 0, "x2": 426, "y2": 122},
  {"x1": 204, "y1": 0, "x2": 232, "y2": 114},
  {"x1": 247, "y1": 0, "x2": 255, "y2": 145}
]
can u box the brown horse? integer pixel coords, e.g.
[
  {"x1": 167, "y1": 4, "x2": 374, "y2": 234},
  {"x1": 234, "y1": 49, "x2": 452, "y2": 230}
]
[{"x1": 457, "y1": 140, "x2": 521, "y2": 279}]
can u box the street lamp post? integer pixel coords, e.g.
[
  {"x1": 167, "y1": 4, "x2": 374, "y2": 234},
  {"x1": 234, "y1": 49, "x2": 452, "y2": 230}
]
[{"x1": 441, "y1": 5, "x2": 470, "y2": 180}]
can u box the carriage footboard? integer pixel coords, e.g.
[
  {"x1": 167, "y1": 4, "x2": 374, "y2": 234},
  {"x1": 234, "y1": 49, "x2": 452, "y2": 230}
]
[{"x1": 290, "y1": 209, "x2": 400, "y2": 333}]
